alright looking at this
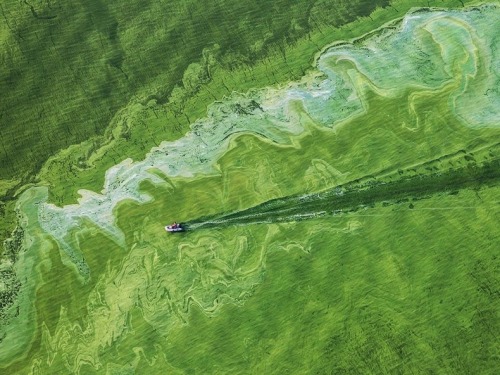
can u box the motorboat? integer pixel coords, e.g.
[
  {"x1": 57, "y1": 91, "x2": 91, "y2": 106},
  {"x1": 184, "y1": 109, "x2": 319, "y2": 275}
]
[{"x1": 165, "y1": 223, "x2": 184, "y2": 232}]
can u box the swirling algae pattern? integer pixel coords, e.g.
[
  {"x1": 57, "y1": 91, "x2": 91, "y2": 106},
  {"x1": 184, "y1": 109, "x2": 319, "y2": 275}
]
[{"x1": 1, "y1": 4, "x2": 499, "y2": 373}]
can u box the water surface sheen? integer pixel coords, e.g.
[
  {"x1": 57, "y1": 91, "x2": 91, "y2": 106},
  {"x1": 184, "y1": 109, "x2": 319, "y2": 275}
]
[{"x1": 1, "y1": 4, "x2": 499, "y2": 374}]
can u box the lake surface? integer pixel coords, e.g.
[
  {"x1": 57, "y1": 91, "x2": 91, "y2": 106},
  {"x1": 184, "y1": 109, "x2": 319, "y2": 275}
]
[{"x1": 1, "y1": 2, "x2": 499, "y2": 374}]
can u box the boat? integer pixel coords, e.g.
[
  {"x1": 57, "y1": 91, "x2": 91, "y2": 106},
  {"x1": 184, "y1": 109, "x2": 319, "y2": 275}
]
[{"x1": 165, "y1": 223, "x2": 184, "y2": 232}]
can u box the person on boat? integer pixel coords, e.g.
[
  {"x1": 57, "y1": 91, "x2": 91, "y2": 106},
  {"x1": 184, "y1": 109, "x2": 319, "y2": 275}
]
[{"x1": 172, "y1": 222, "x2": 179, "y2": 229}]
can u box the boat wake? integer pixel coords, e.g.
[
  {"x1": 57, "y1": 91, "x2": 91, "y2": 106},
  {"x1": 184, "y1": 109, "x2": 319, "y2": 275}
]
[{"x1": 185, "y1": 144, "x2": 500, "y2": 230}]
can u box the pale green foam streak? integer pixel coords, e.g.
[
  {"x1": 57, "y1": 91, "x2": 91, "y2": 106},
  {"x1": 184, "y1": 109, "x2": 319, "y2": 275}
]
[{"x1": 316, "y1": 5, "x2": 500, "y2": 127}]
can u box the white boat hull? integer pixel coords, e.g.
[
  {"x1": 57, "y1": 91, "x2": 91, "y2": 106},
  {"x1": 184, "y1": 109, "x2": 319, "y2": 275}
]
[{"x1": 165, "y1": 225, "x2": 183, "y2": 232}]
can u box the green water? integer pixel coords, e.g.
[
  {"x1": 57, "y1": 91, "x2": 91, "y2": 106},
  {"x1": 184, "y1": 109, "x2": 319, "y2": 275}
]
[{"x1": 1, "y1": 1, "x2": 499, "y2": 374}]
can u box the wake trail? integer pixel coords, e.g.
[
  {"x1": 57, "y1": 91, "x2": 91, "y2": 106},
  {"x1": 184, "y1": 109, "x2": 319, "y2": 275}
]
[{"x1": 184, "y1": 145, "x2": 500, "y2": 230}]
